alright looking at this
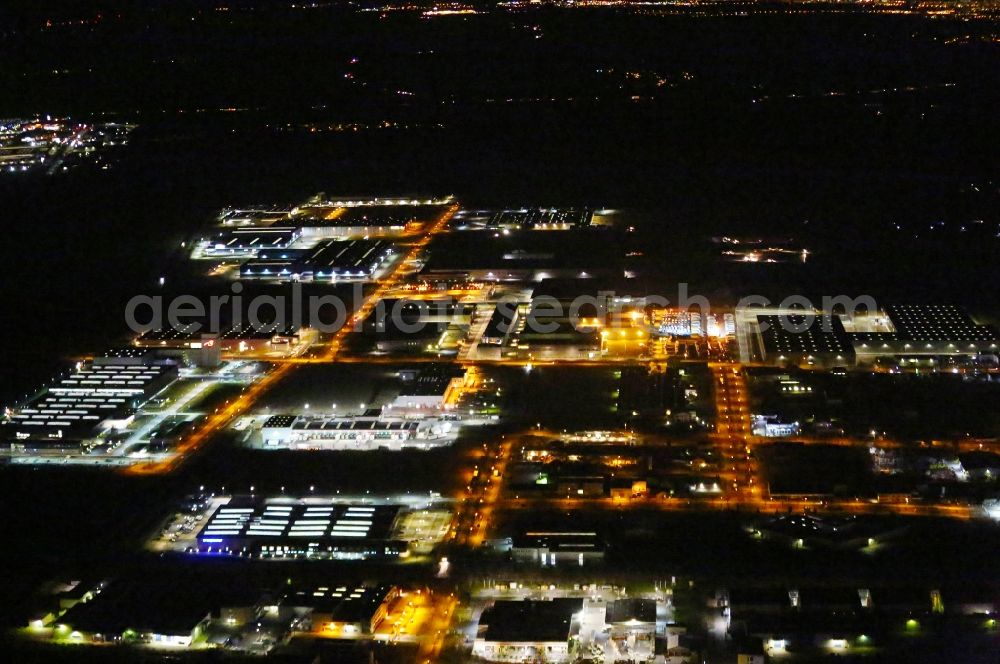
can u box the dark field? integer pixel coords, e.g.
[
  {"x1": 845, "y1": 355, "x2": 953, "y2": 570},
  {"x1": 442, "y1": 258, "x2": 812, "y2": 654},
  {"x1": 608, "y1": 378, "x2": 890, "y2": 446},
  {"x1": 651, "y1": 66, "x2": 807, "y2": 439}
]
[
  {"x1": 750, "y1": 369, "x2": 1000, "y2": 440},
  {"x1": 491, "y1": 505, "x2": 1000, "y2": 586}
]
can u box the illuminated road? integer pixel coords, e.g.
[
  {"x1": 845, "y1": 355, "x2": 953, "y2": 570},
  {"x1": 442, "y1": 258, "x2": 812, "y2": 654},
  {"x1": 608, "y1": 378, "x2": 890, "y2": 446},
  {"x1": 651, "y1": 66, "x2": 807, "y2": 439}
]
[
  {"x1": 499, "y1": 495, "x2": 973, "y2": 519},
  {"x1": 710, "y1": 362, "x2": 758, "y2": 498},
  {"x1": 452, "y1": 436, "x2": 513, "y2": 547},
  {"x1": 417, "y1": 592, "x2": 457, "y2": 664}
]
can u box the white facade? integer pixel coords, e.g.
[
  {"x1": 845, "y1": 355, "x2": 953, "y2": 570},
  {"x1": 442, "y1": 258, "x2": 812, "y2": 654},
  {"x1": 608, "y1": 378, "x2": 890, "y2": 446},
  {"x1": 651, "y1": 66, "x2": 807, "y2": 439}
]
[
  {"x1": 472, "y1": 639, "x2": 571, "y2": 663},
  {"x1": 257, "y1": 416, "x2": 453, "y2": 451}
]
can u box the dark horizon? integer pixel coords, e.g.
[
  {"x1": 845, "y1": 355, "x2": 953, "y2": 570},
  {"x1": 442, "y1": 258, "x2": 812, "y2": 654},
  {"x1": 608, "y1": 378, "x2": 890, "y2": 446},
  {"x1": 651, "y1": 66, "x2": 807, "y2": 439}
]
[{"x1": 1, "y1": 2, "x2": 999, "y2": 663}]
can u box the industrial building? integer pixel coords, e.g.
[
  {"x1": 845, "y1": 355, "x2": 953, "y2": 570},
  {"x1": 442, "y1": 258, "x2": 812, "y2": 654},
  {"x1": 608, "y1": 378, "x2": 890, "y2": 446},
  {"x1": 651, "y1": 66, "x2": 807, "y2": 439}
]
[
  {"x1": 754, "y1": 314, "x2": 855, "y2": 367},
  {"x1": 386, "y1": 364, "x2": 469, "y2": 413},
  {"x1": 240, "y1": 238, "x2": 394, "y2": 282},
  {"x1": 285, "y1": 584, "x2": 399, "y2": 635},
  {"x1": 254, "y1": 365, "x2": 468, "y2": 449},
  {"x1": 293, "y1": 201, "x2": 448, "y2": 238},
  {"x1": 196, "y1": 197, "x2": 450, "y2": 265},
  {"x1": 751, "y1": 414, "x2": 800, "y2": 438},
  {"x1": 473, "y1": 597, "x2": 663, "y2": 663},
  {"x1": 31, "y1": 577, "x2": 401, "y2": 652},
  {"x1": 256, "y1": 413, "x2": 453, "y2": 450},
  {"x1": 738, "y1": 304, "x2": 999, "y2": 367},
  {"x1": 135, "y1": 322, "x2": 311, "y2": 365},
  {"x1": 488, "y1": 207, "x2": 594, "y2": 230},
  {"x1": 480, "y1": 302, "x2": 520, "y2": 349},
  {"x1": 473, "y1": 598, "x2": 584, "y2": 663},
  {"x1": 420, "y1": 230, "x2": 622, "y2": 284},
  {"x1": 510, "y1": 531, "x2": 606, "y2": 566},
  {"x1": 203, "y1": 227, "x2": 301, "y2": 257},
  {"x1": 848, "y1": 304, "x2": 999, "y2": 363},
  {"x1": 50, "y1": 579, "x2": 217, "y2": 648},
  {"x1": 195, "y1": 498, "x2": 407, "y2": 560},
  {"x1": 362, "y1": 300, "x2": 473, "y2": 353},
  {"x1": 2, "y1": 358, "x2": 178, "y2": 450},
  {"x1": 218, "y1": 205, "x2": 295, "y2": 227},
  {"x1": 518, "y1": 317, "x2": 602, "y2": 360}
]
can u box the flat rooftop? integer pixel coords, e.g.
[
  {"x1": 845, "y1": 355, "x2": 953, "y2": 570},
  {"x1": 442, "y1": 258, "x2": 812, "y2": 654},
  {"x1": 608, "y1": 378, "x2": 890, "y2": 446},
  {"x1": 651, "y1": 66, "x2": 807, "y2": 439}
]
[
  {"x1": 479, "y1": 598, "x2": 583, "y2": 643},
  {"x1": 137, "y1": 322, "x2": 300, "y2": 343},
  {"x1": 207, "y1": 226, "x2": 299, "y2": 251},
  {"x1": 489, "y1": 208, "x2": 593, "y2": 229},
  {"x1": 886, "y1": 304, "x2": 998, "y2": 343},
  {"x1": 296, "y1": 205, "x2": 440, "y2": 227},
  {"x1": 421, "y1": 230, "x2": 621, "y2": 274},
  {"x1": 3, "y1": 362, "x2": 177, "y2": 441},
  {"x1": 512, "y1": 531, "x2": 606, "y2": 553},
  {"x1": 197, "y1": 497, "x2": 400, "y2": 544},
  {"x1": 284, "y1": 584, "x2": 394, "y2": 622},
  {"x1": 262, "y1": 414, "x2": 419, "y2": 434},
  {"x1": 530, "y1": 276, "x2": 662, "y2": 301},
  {"x1": 56, "y1": 578, "x2": 239, "y2": 636},
  {"x1": 398, "y1": 364, "x2": 465, "y2": 397},
  {"x1": 757, "y1": 314, "x2": 854, "y2": 357},
  {"x1": 303, "y1": 239, "x2": 391, "y2": 270},
  {"x1": 606, "y1": 598, "x2": 657, "y2": 624}
]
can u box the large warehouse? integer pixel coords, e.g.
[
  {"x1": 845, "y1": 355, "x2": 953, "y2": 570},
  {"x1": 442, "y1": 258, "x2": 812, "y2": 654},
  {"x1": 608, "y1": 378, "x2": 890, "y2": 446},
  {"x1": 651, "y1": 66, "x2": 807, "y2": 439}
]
[
  {"x1": 240, "y1": 238, "x2": 394, "y2": 282},
  {"x1": 737, "y1": 304, "x2": 998, "y2": 367},
  {"x1": 848, "y1": 304, "x2": 999, "y2": 362},
  {"x1": 194, "y1": 497, "x2": 406, "y2": 560},
  {"x1": 473, "y1": 599, "x2": 584, "y2": 663},
  {"x1": 754, "y1": 314, "x2": 855, "y2": 368},
  {"x1": 256, "y1": 413, "x2": 454, "y2": 451},
  {"x1": 420, "y1": 230, "x2": 622, "y2": 284},
  {"x1": 2, "y1": 358, "x2": 178, "y2": 449}
]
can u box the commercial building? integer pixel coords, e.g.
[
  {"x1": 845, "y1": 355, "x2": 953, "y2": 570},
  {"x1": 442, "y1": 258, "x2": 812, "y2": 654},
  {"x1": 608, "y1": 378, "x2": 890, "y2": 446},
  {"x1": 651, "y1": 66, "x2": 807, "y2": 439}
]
[{"x1": 2, "y1": 359, "x2": 178, "y2": 450}]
